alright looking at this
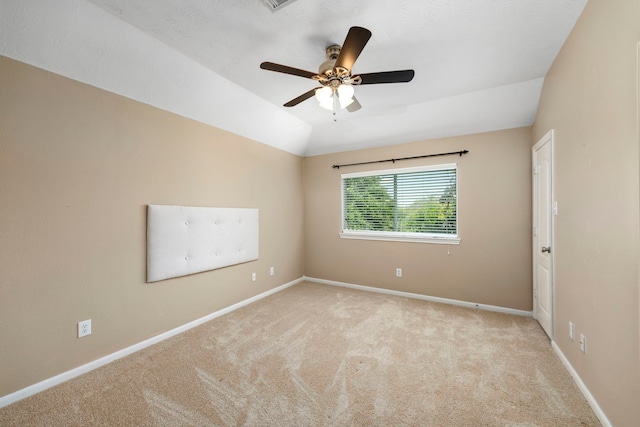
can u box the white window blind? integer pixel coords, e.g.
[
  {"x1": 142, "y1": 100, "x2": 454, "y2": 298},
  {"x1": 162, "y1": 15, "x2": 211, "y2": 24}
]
[{"x1": 341, "y1": 164, "x2": 459, "y2": 243}]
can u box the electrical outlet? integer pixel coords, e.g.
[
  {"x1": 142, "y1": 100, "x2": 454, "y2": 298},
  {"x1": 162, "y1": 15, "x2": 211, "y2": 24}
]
[
  {"x1": 270, "y1": 267, "x2": 275, "y2": 276},
  {"x1": 579, "y1": 334, "x2": 587, "y2": 353},
  {"x1": 78, "y1": 319, "x2": 92, "y2": 338},
  {"x1": 396, "y1": 268, "x2": 402, "y2": 278},
  {"x1": 569, "y1": 321, "x2": 575, "y2": 340},
  {"x1": 251, "y1": 272, "x2": 256, "y2": 282}
]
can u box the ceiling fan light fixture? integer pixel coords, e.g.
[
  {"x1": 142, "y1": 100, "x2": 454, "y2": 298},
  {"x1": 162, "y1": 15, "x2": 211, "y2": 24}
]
[
  {"x1": 318, "y1": 98, "x2": 334, "y2": 110},
  {"x1": 315, "y1": 87, "x2": 333, "y2": 110},
  {"x1": 315, "y1": 85, "x2": 354, "y2": 110},
  {"x1": 337, "y1": 84, "x2": 355, "y2": 104}
]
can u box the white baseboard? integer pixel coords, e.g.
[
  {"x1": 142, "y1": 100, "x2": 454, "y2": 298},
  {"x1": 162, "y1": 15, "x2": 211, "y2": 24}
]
[
  {"x1": 304, "y1": 276, "x2": 533, "y2": 317},
  {"x1": 0, "y1": 277, "x2": 304, "y2": 409},
  {"x1": 551, "y1": 341, "x2": 611, "y2": 427}
]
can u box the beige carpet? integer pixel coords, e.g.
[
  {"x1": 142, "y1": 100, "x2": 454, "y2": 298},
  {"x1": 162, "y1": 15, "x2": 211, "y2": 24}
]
[{"x1": 1, "y1": 282, "x2": 600, "y2": 426}]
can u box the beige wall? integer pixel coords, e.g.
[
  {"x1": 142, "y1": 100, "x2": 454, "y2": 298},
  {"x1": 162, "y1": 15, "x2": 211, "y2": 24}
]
[
  {"x1": 0, "y1": 57, "x2": 304, "y2": 397},
  {"x1": 532, "y1": 0, "x2": 640, "y2": 424},
  {"x1": 303, "y1": 127, "x2": 533, "y2": 311}
]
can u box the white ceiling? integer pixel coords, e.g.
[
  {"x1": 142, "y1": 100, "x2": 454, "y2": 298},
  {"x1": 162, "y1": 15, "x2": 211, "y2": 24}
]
[{"x1": 1, "y1": 0, "x2": 588, "y2": 156}]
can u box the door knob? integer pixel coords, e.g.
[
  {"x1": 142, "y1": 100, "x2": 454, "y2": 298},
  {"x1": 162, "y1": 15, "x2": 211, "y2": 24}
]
[{"x1": 541, "y1": 246, "x2": 551, "y2": 253}]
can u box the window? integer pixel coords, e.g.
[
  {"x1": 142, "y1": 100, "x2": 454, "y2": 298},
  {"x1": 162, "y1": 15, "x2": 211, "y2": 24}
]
[{"x1": 340, "y1": 163, "x2": 460, "y2": 244}]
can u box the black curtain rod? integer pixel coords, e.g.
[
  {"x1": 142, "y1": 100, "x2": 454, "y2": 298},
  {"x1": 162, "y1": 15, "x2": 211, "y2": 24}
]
[{"x1": 332, "y1": 150, "x2": 469, "y2": 169}]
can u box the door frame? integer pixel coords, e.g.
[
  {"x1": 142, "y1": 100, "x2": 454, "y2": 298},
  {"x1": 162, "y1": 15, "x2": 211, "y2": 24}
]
[
  {"x1": 532, "y1": 129, "x2": 555, "y2": 338},
  {"x1": 636, "y1": 41, "x2": 640, "y2": 362}
]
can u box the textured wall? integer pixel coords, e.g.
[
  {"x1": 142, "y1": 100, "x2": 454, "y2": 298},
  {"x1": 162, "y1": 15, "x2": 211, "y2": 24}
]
[
  {"x1": 303, "y1": 127, "x2": 533, "y2": 311},
  {"x1": 532, "y1": 0, "x2": 640, "y2": 425},
  {"x1": 0, "y1": 57, "x2": 304, "y2": 397}
]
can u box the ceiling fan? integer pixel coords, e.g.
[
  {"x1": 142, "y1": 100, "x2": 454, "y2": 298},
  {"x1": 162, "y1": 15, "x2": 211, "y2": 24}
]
[{"x1": 260, "y1": 26, "x2": 415, "y2": 114}]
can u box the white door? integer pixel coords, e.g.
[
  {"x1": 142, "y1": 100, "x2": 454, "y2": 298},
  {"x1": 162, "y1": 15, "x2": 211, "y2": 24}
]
[{"x1": 533, "y1": 130, "x2": 554, "y2": 339}]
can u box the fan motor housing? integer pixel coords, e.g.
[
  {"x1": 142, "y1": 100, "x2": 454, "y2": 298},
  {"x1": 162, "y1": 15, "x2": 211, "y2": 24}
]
[{"x1": 318, "y1": 45, "x2": 341, "y2": 75}]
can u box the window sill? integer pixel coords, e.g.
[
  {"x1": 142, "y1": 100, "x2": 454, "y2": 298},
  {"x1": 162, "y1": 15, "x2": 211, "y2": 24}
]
[{"x1": 339, "y1": 231, "x2": 461, "y2": 245}]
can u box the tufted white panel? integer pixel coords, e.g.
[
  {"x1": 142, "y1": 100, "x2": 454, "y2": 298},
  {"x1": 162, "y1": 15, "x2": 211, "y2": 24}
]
[{"x1": 146, "y1": 205, "x2": 259, "y2": 282}]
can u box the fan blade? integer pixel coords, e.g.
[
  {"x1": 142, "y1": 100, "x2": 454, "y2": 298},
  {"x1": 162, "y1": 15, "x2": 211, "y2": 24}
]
[
  {"x1": 358, "y1": 70, "x2": 415, "y2": 85},
  {"x1": 347, "y1": 97, "x2": 361, "y2": 112},
  {"x1": 260, "y1": 62, "x2": 318, "y2": 79},
  {"x1": 283, "y1": 88, "x2": 321, "y2": 107},
  {"x1": 334, "y1": 26, "x2": 372, "y2": 72}
]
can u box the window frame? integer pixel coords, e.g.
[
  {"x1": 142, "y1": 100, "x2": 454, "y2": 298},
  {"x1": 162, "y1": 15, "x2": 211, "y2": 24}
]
[{"x1": 339, "y1": 163, "x2": 461, "y2": 245}]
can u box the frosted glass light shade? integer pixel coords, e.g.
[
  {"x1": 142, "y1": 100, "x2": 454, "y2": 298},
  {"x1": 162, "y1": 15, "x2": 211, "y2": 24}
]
[
  {"x1": 315, "y1": 85, "x2": 354, "y2": 110},
  {"x1": 337, "y1": 84, "x2": 354, "y2": 101},
  {"x1": 315, "y1": 87, "x2": 333, "y2": 108},
  {"x1": 337, "y1": 84, "x2": 354, "y2": 109},
  {"x1": 319, "y1": 99, "x2": 334, "y2": 110}
]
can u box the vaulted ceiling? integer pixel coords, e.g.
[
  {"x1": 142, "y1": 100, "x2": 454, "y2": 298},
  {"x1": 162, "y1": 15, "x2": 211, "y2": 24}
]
[{"x1": 1, "y1": 0, "x2": 588, "y2": 155}]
